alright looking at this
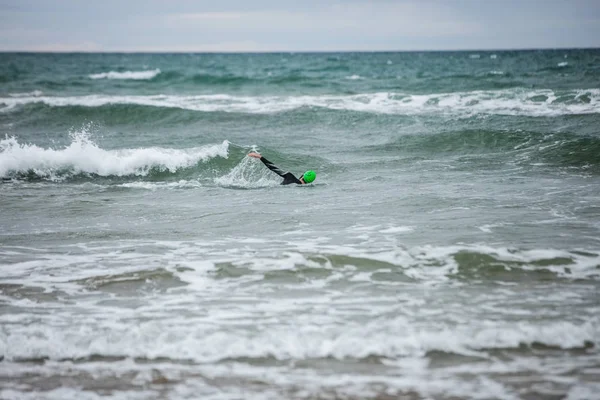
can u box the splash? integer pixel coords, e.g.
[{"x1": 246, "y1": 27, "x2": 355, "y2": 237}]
[{"x1": 215, "y1": 155, "x2": 282, "y2": 188}]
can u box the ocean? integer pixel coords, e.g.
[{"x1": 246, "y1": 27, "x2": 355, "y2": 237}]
[{"x1": 0, "y1": 50, "x2": 599, "y2": 400}]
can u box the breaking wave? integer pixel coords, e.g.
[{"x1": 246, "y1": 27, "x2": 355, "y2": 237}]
[
  {"x1": 88, "y1": 69, "x2": 161, "y2": 80},
  {"x1": 1, "y1": 317, "x2": 596, "y2": 363},
  {"x1": 0, "y1": 133, "x2": 302, "y2": 186},
  {"x1": 0, "y1": 132, "x2": 230, "y2": 181},
  {"x1": 0, "y1": 240, "x2": 598, "y2": 364},
  {"x1": 1, "y1": 88, "x2": 598, "y2": 116}
]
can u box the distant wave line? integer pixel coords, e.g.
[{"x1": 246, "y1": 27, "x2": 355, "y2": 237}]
[
  {"x1": 1, "y1": 88, "x2": 598, "y2": 116},
  {"x1": 89, "y1": 69, "x2": 161, "y2": 80}
]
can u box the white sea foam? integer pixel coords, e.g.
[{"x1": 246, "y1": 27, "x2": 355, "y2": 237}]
[
  {"x1": 558, "y1": 62, "x2": 569, "y2": 67},
  {"x1": 0, "y1": 312, "x2": 596, "y2": 363},
  {"x1": 0, "y1": 132, "x2": 229, "y2": 179},
  {"x1": 0, "y1": 387, "x2": 155, "y2": 400},
  {"x1": 1, "y1": 89, "x2": 598, "y2": 116},
  {"x1": 1, "y1": 238, "x2": 597, "y2": 399},
  {"x1": 0, "y1": 358, "x2": 534, "y2": 400},
  {"x1": 8, "y1": 90, "x2": 43, "y2": 97},
  {"x1": 298, "y1": 242, "x2": 600, "y2": 281},
  {"x1": 214, "y1": 156, "x2": 282, "y2": 188},
  {"x1": 478, "y1": 223, "x2": 510, "y2": 233},
  {"x1": 88, "y1": 69, "x2": 161, "y2": 80},
  {"x1": 379, "y1": 225, "x2": 413, "y2": 234},
  {"x1": 345, "y1": 74, "x2": 363, "y2": 80},
  {"x1": 118, "y1": 180, "x2": 202, "y2": 190}
]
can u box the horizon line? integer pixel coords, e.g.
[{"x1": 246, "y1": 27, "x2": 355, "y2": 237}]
[{"x1": 1, "y1": 46, "x2": 599, "y2": 54}]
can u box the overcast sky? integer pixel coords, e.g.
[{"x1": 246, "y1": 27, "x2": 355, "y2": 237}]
[{"x1": 1, "y1": 0, "x2": 599, "y2": 52}]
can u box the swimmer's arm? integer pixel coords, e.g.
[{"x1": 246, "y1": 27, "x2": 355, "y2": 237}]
[{"x1": 248, "y1": 152, "x2": 287, "y2": 177}]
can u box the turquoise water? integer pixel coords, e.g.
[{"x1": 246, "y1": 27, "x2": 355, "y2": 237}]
[{"x1": 1, "y1": 50, "x2": 600, "y2": 400}]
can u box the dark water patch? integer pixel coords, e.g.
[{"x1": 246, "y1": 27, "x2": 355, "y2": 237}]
[
  {"x1": 365, "y1": 129, "x2": 541, "y2": 154},
  {"x1": 453, "y1": 251, "x2": 574, "y2": 282},
  {"x1": 1, "y1": 358, "x2": 157, "y2": 393},
  {"x1": 0, "y1": 73, "x2": 11, "y2": 84},
  {"x1": 426, "y1": 71, "x2": 523, "y2": 89},
  {"x1": 483, "y1": 341, "x2": 596, "y2": 356},
  {"x1": 212, "y1": 262, "x2": 254, "y2": 279},
  {"x1": 537, "y1": 64, "x2": 573, "y2": 73},
  {"x1": 314, "y1": 254, "x2": 398, "y2": 270},
  {"x1": 425, "y1": 350, "x2": 488, "y2": 368},
  {"x1": 9, "y1": 356, "x2": 50, "y2": 365},
  {"x1": 314, "y1": 63, "x2": 351, "y2": 73},
  {"x1": 26, "y1": 102, "x2": 197, "y2": 127},
  {"x1": 267, "y1": 75, "x2": 322, "y2": 87},
  {"x1": 74, "y1": 268, "x2": 186, "y2": 295},
  {"x1": 190, "y1": 72, "x2": 253, "y2": 86},
  {"x1": 151, "y1": 69, "x2": 182, "y2": 82},
  {"x1": 3, "y1": 102, "x2": 275, "y2": 131},
  {"x1": 4, "y1": 166, "x2": 194, "y2": 183},
  {"x1": 0, "y1": 62, "x2": 24, "y2": 84},
  {"x1": 364, "y1": 129, "x2": 600, "y2": 172},
  {"x1": 262, "y1": 269, "x2": 313, "y2": 285},
  {"x1": 532, "y1": 135, "x2": 600, "y2": 171},
  {"x1": 141, "y1": 69, "x2": 328, "y2": 89},
  {"x1": 33, "y1": 79, "x2": 87, "y2": 90},
  {"x1": 70, "y1": 354, "x2": 128, "y2": 363},
  {"x1": 212, "y1": 254, "x2": 415, "y2": 283},
  {"x1": 0, "y1": 283, "x2": 64, "y2": 303}
]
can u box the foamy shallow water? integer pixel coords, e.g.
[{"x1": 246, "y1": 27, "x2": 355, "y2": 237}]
[{"x1": 1, "y1": 233, "x2": 599, "y2": 399}]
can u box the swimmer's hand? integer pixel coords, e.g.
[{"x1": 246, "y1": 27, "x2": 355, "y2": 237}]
[{"x1": 248, "y1": 152, "x2": 262, "y2": 159}]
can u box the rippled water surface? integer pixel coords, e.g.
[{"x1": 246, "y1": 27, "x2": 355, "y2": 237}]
[{"x1": 1, "y1": 50, "x2": 600, "y2": 399}]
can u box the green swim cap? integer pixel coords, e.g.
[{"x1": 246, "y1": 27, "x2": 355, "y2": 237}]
[{"x1": 303, "y1": 170, "x2": 316, "y2": 183}]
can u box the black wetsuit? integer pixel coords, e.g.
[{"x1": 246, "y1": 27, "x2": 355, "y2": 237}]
[{"x1": 259, "y1": 156, "x2": 302, "y2": 185}]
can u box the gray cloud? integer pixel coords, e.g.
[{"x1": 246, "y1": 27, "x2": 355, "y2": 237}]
[{"x1": 0, "y1": 0, "x2": 598, "y2": 51}]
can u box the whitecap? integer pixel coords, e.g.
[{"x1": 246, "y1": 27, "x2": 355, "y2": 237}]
[
  {"x1": 1, "y1": 311, "x2": 596, "y2": 363},
  {"x1": 0, "y1": 132, "x2": 229, "y2": 179},
  {"x1": 379, "y1": 226, "x2": 413, "y2": 234},
  {"x1": 8, "y1": 90, "x2": 43, "y2": 97},
  {"x1": 88, "y1": 69, "x2": 161, "y2": 80},
  {"x1": 1, "y1": 89, "x2": 599, "y2": 117},
  {"x1": 118, "y1": 180, "x2": 202, "y2": 190}
]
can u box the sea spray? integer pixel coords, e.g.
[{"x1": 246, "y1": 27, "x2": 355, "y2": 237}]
[{"x1": 215, "y1": 155, "x2": 282, "y2": 188}]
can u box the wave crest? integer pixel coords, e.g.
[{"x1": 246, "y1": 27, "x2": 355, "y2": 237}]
[
  {"x1": 1, "y1": 88, "x2": 598, "y2": 116},
  {"x1": 88, "y1": 69, "x2": 161, "y2": 80},
  {"x1": 0, "y1": 132, "x2": 229, "y2": 180}
]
